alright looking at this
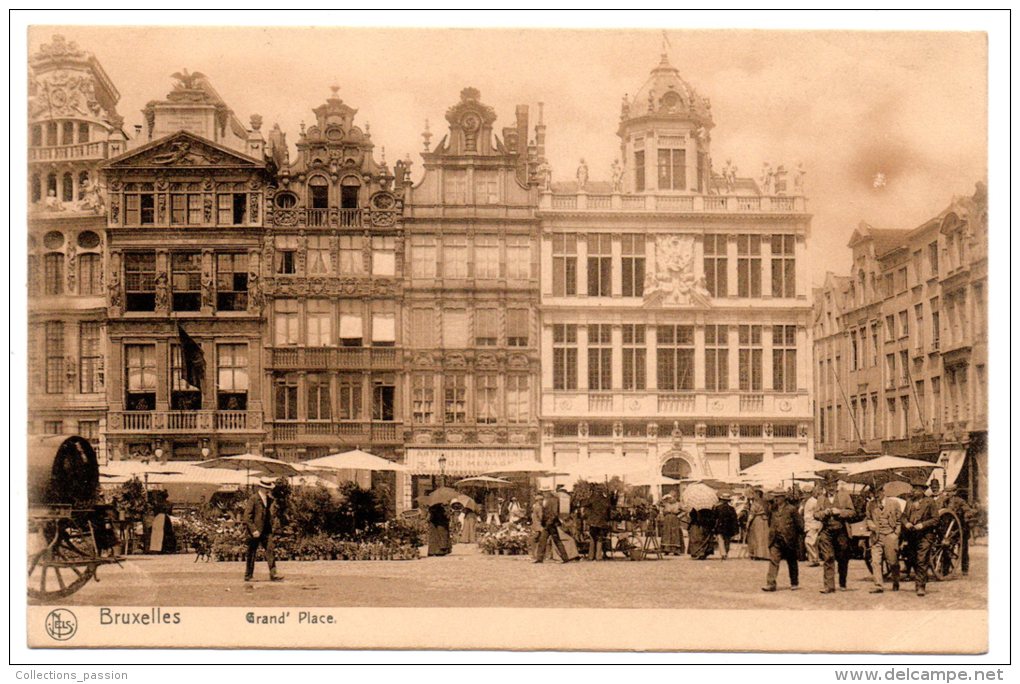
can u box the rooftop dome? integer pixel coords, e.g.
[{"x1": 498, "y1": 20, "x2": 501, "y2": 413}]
[{"x1": 623, "y1": 53, "x2": 713, "y2": 129}]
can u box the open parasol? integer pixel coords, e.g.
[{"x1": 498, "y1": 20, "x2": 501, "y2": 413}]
[
  {"x1": 195, "y1": 453, "x2": 299, "y2": 487},
  {"x1": 843, "y1": 455, "x2": 936, "y2": 484},
  {"x1": 681, "y1": 482, "x2": 719, "y2": 510},
  {"x1": 881, "y1": 480, "x2": 913, "y2": 499},
  {"x1": 454, "y1": 475, "x2": 513, "y2": 489},
  {"x1": 450, "y1": 494, "x2": 479, "y2": 512},
  {"x1": 420, "y1": 486, "x2": 462, "y2": 506},
  {"x1": 483, "y1": 459, "x2": 568, "y2": 477},
  {"x1": 302, "y1": 448, "x2": 409, "y2": 473}
]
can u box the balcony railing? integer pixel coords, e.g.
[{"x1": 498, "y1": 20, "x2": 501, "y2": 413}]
[
  {"x1": 268, "y1": 346, "x2": 399, "y2": 370},
  {"x1": 308, "y1": 208, "x2": 330, "y2": 227},
  {"x1": 658, "y1": 393, "x2": 695, "y2": 413},
  {"x1": 739, "y1": 394, "x2": 765, "y2": 412},
  {"x1": 110, "y1": 410, "x2": 258, "y2": 433},
  {"x1": 588, "y1": 393, "x2": 613, "y2": 412},
  {"x1": 29, "y1": 141, "x2": 109, "y2": 162},
  {"x1": 540, "y1": 192, "x2": 806, "y2": 214},
  {"x1": 270, "y1": 421, "x2": 400, "y2": 442}
]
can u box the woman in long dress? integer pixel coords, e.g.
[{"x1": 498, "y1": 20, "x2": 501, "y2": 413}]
[
  {"x1": 460, "y1": 505, "x2": 478, "y2": 543},
  {"x1": 687, "y1": 508, "x2": 715, "y2": 560},
  {"x1": 745, "y1": 488, "x2": 770, "y2": 560},
  {"x1": 427, "y1": 503, "x2": 451, "y2": 556},
  {"x1": 659, "y1": 494, "x2": 684, "y2": 555}
]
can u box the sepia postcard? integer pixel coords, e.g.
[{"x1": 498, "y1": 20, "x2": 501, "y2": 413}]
[{"x1": 18, "y1": 21, "x2": 995, "y2": 656}]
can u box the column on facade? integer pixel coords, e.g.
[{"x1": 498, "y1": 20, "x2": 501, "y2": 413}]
[
  {"x1": 762, "y1": 233, "x2": 773, "y2": 299},
  {"x1": 577, "y1": 323, "x2": 589, "y2": 391},
  {"x1": 762, "y1": 324, "x2": 774, "y2": 391},
  {"x1": 576, "y1": 233, "x2": 588, "y2": 297},
  {"x1": 645, "y1": 324, "x2": 658, "y2": 390},
  {"x1": 611, "y1": 324, "x2": 624, "y2": 397},
  {"x1": 694, "y1": 324, "x2": 706, "y2": 390},
  {"x1": 155, "y1": 337, "x2": 169, "y2": 412},
  {"x1": 727, "y1": 325, "x2": 739, "y2": 394},
  {"x1": 726, "y1": 235, "x2": 738, "y2": 297},
  {"x1": 610, "y1": 234, "x2": 623, "y2": 297},
  {"x1": 540, "y1": 234, "x2": 553, "y2": 297}
]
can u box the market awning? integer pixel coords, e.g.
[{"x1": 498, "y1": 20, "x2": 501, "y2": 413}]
[{"x1": 933, "y1": 449, "x2": 966, "y2": 486}]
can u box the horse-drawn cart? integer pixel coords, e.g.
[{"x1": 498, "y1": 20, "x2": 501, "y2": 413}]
[{"x1": 28, "y1": 435, "x2": 122, "y2": 601}]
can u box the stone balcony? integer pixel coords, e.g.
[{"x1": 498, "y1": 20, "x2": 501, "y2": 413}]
[
  {"x1": 539, "y1": 191, "x2": 806, "y2": 214},
  {"x1": 29, "y1": 141, "x2": 110, "y2": 163},
  {"x1": 266, "y1": 346, "x2": 400, "y2": 370},
  {"x1": 542, "y1": 390, "x2": 811, "y2": 419},
  {"x1": 107, "y1": 410, "x2": 261, "y2": 434},
  {"x1": 268, "y1": 420, "x2": 401, "y2": 443}
]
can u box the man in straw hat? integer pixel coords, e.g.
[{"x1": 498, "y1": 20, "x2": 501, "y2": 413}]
[
  {"x1": 814, "y1": 474, "x2": 855, "y2": 593},
  {"x1": 865, "y1": 485, "x2": 902, "y2": 593},
  {"x1": 243, "y1": 477, "x2": 283, "y2": 582},
  {"x1": 901, "y1": 477, "x2": 939, "y2": 596},
  {"x1": 713, "y1": 493, "x2": 739, "y2": 560}
]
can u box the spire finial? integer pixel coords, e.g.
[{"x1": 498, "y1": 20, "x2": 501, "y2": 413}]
[
  {"x1": 330, "y1": 84, "x2": 340, "y2": 98},
  {"x1": 422, "y1": 118, "x2": 432, "y2": 152}
]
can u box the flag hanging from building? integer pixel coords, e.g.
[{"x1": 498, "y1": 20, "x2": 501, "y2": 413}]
[{"x1": 177, "y1": 323, "x2": 206, "y2": 391}]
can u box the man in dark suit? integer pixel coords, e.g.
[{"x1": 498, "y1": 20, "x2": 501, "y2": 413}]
[
  {"x1": 584, "y1": 488, "x2": 612, "y2": 561},
  {"x1": 534, "y1": 490, "x2": 572, "y2": 563},
  {"x1": 712, "y1": 493, "x2": 739, "y2": 560},
  {"x1": 762, "y1": 489, "x2": 804, "y2": 591},
  {"x1": 814, "y1": 474, "x2": 856, "y2": 593},
  {"x1": 243, "y1": 477, "x2": 283, "y2": 582},
  {"x1": 901, "y1": 478, "x2": 939, "y2": 596}
]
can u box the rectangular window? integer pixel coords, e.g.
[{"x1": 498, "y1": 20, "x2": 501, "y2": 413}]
[
  {"x1": 587, "y1": 234, "x2": 612, "y2": 297},
  {"x1": 306, "y1": 373, "x2": 331, "y2": 420},
  {"x1": 79, "y1": 253, "x2": 102, "y2": 296},
  {"x1": 622, "y1": 324, "x2": 646, "y2": 390},
  {"x1": 217, "y1": 343, "x2": 248, "y2": 410},
  {"x1": 338, "y1": 374, "x2": 362, "y2": 419},
  {"x1": 411, "y1": 309, "x2": 436, "y2": 348},
  {"x1": 444, "y1": 174, "x2": 467, "y2": 204},
  {"x1": 507, "y1": 309, "x2": 529, "y2": 347},
  {"x1": 62, "y1": 121, "x2": 75, "y2": 145},
  {"x1": 703, "y1": 235, "x2": 728, "y2": 297},
  {"x1": 339, "y1": 312, "x2": 363, "y2": 347},
  {"x1": 899, "y1": 310, "x2": 909, "y2": 338},
  {"x1": 738, "y1": 325, "x2": 763, "y2": 391},
  {"x1": 771, "y1": 234, "x2": 796, "y2": 298},
  {"x1": 44, "y1": 421, "x2": 62, "y2": 435},
  {"x1": 506, "y1": 235, "x2": 531, "y2": 280},
  {"x1": 657, "y1": 148, "x2": 686, "y2": 190},
  {"x1": 915, "y1": 304, "x2": 924, "y2": 348},
  {"x1": 897, "y1": 267, "x2": 908, "y2": 293},
  {"x1": 45, "y1": 321, "x2": 64, "y2": 394},
  {"x1": 475, "y1": 309, "x2": 499, "y2": 346},
  {"x1": 215, "y1": 253, "x2": 248, "y2": 311},
  {"x1": 886, "y1": 353, "x2": 896, "y2": 387},
  {"x1": 170, "y1": 344, "x2": 202, "y2": 410},
  {"x1": 306, "y1": 235, "x2": 332, "y2": 275},
  {"x1": 634, "y1": 150, "x2": 645, "y2": 192},
  {"x1": 657, "y1": 325, "x2": 694, "y2": 391},
  {"x1": 338, "y1": 235, "x2": 364, "y2": 275},
  {"x1": 705, "y1": 324, "x2": 728, "y2": 391},
  {"x1": 410, "y1": 235, "x2": 437, "y2": 278},
  {"x1": 217, "y1": 193, "x2": 247, "y2": 225},
  {"x1": 78, "y1": 322, "x2": 102, "y2": 394},
  {"x1": 737, "y1": 235, "x2": 762, "y2": 298},
  {"x1": 44, "y1": 253, "x2": 64, "y2": 295},
  {"x1": 476, "y1": 374, "x2": 499, "y2": 424},
  {"x1": 871, "y1": 322, "x2": 880, "y2": 367},
  {"x1": 444, "y1": 236, "x2": 468, "y2": 278},
  {"x1": 553, "y1": 324, "x2": 578, "y2": 390},
  {"x1": 275, "y1": 235, "x2": 298, "y2": 275},
  {"x1": 443, "y1": 309, "x2": 469, "y2": 348},
  {"x1": 371, "y1": 312, "x2": 396, "y2": 347},
  {"x1": 850, "y1": 330, "x2": 859, "y2": 371},
  {"x1": 506, "y1": 375, "x2": 530, "y2": 424},
  {"x1": 124, "y1": 252, "x2": 156, "y2": 311},
  {"x1": 171, "y1": 252, "x2": 202, "y2": 311},
  {"x1": 274, "y1": 299, "x2": 299, "y2": 346},
  {"x1": 371, "y1": 236, "x2": 395, "y2": 276},
  {"x1": 928, "y1": 241, "x2": 939, "y2": 277},
  {"x1": 475, "y1": 178, "x2": 499, "y2": 204},
  {"x1": 621, "y1": 234, "x2": 645, "y2": 297},
  {"x1": 78, "y1": 419, "x2": 99, "y2": 444},
  {"x1": 552, "y1": 234, "x2": 577, "y2": 296},
  {"x1": 125, "y1": 192, "x2": 155, "y2": 225},
  {"x1": 306, "y1": 299, "x2": 332, "y2": 347},
  {"x1": 125, "y1": 343, "x2": 156, "y2": 410},
  {"x1": 170, "y1": 193, "x2": 203, "y2": 226},
  {"x1": 772, "y1": 325, "x2": 797, "y2": 392},
  {"x1": 444, "y1": 374, "x2": 467, "y2": 423},
  {"x1": 900, "y1": 350, "x2": 909, "y2": 384},
  {"x1": 274, "y1": 374, "x2": 298, "y2": 420},
  {"x1": 885, "y1": 314, "x2": 896, "y2": 340},
  {"x1": 587, "y1": 324, "x2": 612, "y2": 390},
  {"x1": 474, "y1": 236, "x2": 500, "y2": 279},
  {"x1": 412, "y1": 375, "x2": 434, "y2": 424},
  {"x1": 46, "y1": 122, "x2": 58, "y2": 146}
]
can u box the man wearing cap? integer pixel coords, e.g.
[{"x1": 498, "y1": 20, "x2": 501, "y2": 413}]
[
  {"x1": 243, "y1": 477, "x2": 283, "y2": 582},
  {"x1": 762, "y1": 489, "x2": 804, "y2": 591},
  {"x1": 866, "y1": 488, "x2": 902, "y2": 593},
  {"x1": 901, "y1": 478, "x2": 939, "y2": 596},
  {"x1": 713, "y1": 493, "x2": 739, "y2": 560},
  {"x1": 814, "y1": 475, "x2": 856, "y2": 593}
]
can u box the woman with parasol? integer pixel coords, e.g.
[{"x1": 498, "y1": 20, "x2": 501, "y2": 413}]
[{"x1": 682, "y1": 483, "x2": 718, "y2": 560}]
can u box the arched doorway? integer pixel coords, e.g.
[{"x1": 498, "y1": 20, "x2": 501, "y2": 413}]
[{"x1": 661, "y1": 454, "x2": 693, "y2": 499}]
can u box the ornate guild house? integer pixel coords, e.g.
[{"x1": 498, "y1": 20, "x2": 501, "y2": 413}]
[{"x1": 538, "y1": 54, "x2": 814, "y2": 483}]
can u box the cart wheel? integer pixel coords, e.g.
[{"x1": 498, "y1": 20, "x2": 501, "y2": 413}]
[
  {"x1": 28, "y1": 520, "x2": 98, "y2": 601},
  {"x1": 930, "y1": 511, "x2": 963, "y2": 580}
]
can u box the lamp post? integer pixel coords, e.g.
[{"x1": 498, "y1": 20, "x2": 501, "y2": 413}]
[
  {"x1": 939, "y1": 451, "x2": 949, "y2": 489},
  {"x1": 438, "y1": 454, "x2": 447, "y2": 488}
]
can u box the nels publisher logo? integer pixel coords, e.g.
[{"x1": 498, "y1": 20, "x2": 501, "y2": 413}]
[{"x1": 45, "y1": 609, "x2": 77, "y2": 641}]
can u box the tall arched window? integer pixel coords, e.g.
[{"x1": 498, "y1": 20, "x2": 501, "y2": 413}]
[
  {"x1": 46, "y1": 173, "x2": 57, "y2": 199},
  {"x1": 30, "y1": 174, "x2": 41, "y2": 203},
  {"x1": 308, "y1": 176, "x2": 329, "y2": 209},
  {"x1": 61, "y1": 172, "x2": 74, "y2": 202},
  {"x1": 78, "y1": 171, "x2": 89, "y2": 199}
]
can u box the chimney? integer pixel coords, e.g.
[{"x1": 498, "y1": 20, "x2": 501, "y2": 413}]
[
  {"x1": 515, "y1": 105, "x2": 529, "y2": 157},
  {"x1": 534, "y1": 102, "x2": 546, "y2": 162}
]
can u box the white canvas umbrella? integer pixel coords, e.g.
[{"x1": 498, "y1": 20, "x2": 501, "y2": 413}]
[
  {"x1": 195, "y1": 453, "x2": 299, "y2": 487},
  {"x1": 303, "y1": 449, "x2": 409, "y2": 473},
  {"x1": 482, "y1": 459, "x2": 568, "y2": 476},
  {"x1": 740, "y1": 454, "x2": 845, "y2": 483}
]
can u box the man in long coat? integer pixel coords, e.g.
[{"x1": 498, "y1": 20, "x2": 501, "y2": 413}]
[
  {"x1": 814, "y1": 475, "x2": 856, "y2": 593},
  {"x1": 712, "y1": 494, "x2": 739, "y2": 560},
  {"x1": 762, "y1": 490, "x2": 804, "y2": 591},
  {"x1": 584, "y1": 488, "x2": 612, "y2": 561},
  {"x1": 243, "y1": 477, "x2": 283, "y2": 582},
  {"x1": 534, "y1": 490, "x2": 571, "y2": 563},
  {"x1": 901, "y1": 478, "x2": 939, "y2": 596}
]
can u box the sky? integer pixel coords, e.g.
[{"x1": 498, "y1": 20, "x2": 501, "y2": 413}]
[{"x1": 27, "y1": 25, "x2": 987, "y2": 287}]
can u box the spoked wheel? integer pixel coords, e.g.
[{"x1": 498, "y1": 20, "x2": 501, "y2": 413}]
[
  {"x1": 28, "y1": 519, "x2": 98, "y2": 601},
  {"x1": 929, "y1": 511, "x2": 963, "y2": 580}
]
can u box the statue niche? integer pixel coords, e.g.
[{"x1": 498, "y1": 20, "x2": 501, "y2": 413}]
[{"x1": 643, "y1": 235, "x2": 710, "y2": 307}]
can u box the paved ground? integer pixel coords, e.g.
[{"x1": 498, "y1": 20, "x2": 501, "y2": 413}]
[{"x1": 39, "y1": 542, "x2": 987, "y2": 610}]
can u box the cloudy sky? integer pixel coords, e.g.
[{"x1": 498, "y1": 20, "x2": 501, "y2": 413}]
[{"x1": 28, "y1": 25, "x2": 987, "y2": 286}]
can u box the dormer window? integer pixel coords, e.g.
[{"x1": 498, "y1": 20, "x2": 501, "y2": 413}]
[
  {"x1": 340, "y1": 178, "x2": 360, "y2": 209},
  {"x1": 657, "y1": 147, "x2": 686, "y2": 190}
]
